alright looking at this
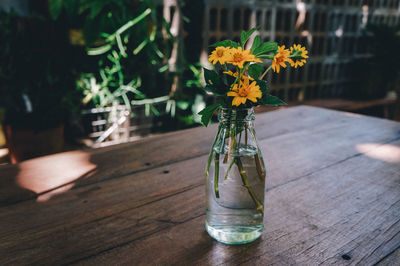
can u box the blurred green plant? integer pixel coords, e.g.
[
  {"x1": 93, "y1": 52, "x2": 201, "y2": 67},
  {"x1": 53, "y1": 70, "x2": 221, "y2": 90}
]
[
  {"x1": 76, "y1": 7, "x2": 166, "y2": 115},
  {"x1": 51, "y1": 0, "x2": 205, "y2": 128}
]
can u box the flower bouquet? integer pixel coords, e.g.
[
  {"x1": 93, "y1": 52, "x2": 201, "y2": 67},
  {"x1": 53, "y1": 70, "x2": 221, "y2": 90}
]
[{"x1": 199, "y1": 28, "x2": 308, "y2": 244}]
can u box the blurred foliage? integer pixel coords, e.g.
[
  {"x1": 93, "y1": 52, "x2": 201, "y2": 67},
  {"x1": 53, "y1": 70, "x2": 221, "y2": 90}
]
[
  {"x1": 0, "y1": 0, "x2": 206, "y2": 133},
  {"x1": 0, "y1": 8, "x2": 85, "y2": 130},
  {"x1": 50, "y1": 0, "x2": 206, "y2": 129}
]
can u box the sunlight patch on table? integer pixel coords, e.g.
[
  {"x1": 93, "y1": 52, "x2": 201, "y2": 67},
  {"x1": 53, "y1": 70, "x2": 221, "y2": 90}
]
[
  {"x1": 36, "y1": 183, "x2": 75, "y2": 202},
  {"x1": 16, "y1": 151, "x2": 97, "y2": 195},
  {"x1": 356, "y1": 143, "x2": 400, "y2": 163}
]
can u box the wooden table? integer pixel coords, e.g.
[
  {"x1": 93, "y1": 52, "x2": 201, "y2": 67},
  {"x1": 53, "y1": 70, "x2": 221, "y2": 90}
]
[{"x1": 1, "y1": 106, "x2": 400, "y2": 265}]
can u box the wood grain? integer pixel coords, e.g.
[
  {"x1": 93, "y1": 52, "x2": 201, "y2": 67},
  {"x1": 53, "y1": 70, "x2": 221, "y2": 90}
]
[
  {"x1": 2, "y1": 106, "x2": 399, "y2": 205},
  {"x1": 75, "y1": 140, "x2": 400, "y2": 266},
  {"x1": 0, "y1": 106, "x2": 399, "y2": 265}
]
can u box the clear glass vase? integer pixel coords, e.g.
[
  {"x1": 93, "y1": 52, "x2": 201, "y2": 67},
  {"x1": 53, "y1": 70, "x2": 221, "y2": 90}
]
[{"x1": 205, "y1": 107, "x2": 266, "y2": 245}]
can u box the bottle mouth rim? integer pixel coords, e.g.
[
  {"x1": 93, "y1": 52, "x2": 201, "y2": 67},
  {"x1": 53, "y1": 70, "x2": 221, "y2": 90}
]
[
  {"x1": 218, "y1": 107, "x2": 255, "y2": 121},
  {"x1": 220, "y1": 107, "x2": 254, "y2": 111}
]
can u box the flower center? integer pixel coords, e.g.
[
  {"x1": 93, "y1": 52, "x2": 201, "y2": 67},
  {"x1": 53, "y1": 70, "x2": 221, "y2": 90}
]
[
  {"x1": 275, "y1": 56, "x2": 284, "y2": 64},
  {"x1": 232, "y1": 52, "x2": 244, "y2": 62},
  {"x1": 238, "y1": 87, "x2": 249, "y2": 97},
  {"x1": 216, "y1": 49, "x2": 224, "y2": 57}
]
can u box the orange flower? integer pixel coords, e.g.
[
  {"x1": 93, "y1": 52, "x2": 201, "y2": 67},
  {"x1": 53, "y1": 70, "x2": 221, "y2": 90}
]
[
  {"x1": 208, "y1": 46, "x2": 231, "y2": 64},
  {"x1": 227, "y1": 77, "x2": 262, "y2": 106},
  {"x1": 223, "y1": 70, "x2": 254, "y2": 81},
  {"x1": 223, "y1": 70, "x2": 239, "y2": 78},
  {"x1": 227, "y1": 47, "x2": 262, "y2": 69},
  {"x1": 271, "y1": 45, "x2": 290, "y2": 73},
  {"x1": 287, "y1": 44, "x2": 308, "y2": 68}
]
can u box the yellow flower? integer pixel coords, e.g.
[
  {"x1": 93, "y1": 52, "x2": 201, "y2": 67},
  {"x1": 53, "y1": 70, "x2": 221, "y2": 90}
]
[
  {"x1": 227, "y1": 47, "x2": 262, "y2": 69},
  {"x1": 227, "y1": 77, "x2": 262, "y2": 106},
  {"x1": 287, "y1": 44, "x2": 308, "y2": 68},
  {"x1": 272, "y1": 45, "x2": 290, "y2": 73},
  {"x1": 208, "y1": 46, "x2": 231, "y2": 65},
  {"x1": 223, "y1": 70, "x2": 239, "y2": 78},
  {"x1": 223, "y1": 70, "x2": 254, "y2": 81}
]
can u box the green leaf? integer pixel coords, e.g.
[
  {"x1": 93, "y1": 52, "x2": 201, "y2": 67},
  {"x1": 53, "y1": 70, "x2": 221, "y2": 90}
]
[
  {"x1": 262, "y1": 95, "x2": 287, "y2": 106},
  {"x1": 241, "y1": 28, "x2": 258, "y2": 48},
  {"x1": 254, "y1": 42, "x2": 278, "y2": 56},
  {"x1": 203, "y1": 85, "x2": 225, "y2": 96},
  {"x1": 251, "y1": 35, "x2": 261, "y2": 53},
  {"x1": 203, "y1": 68, "x2": 220, "y2": 86},
  {"x1": 255, "y1": 79, "x2": 268, "y2": 94},
  {"x1": 240, "y1": 31, "x2": 247, "y2": 47},
  {"x1": 246, "y1": 28, "x2": 258, "y2": 40},
  {"x1": 257, "y1": 54, "x2": 275, "y2": 60},
  {"x1": 198, "y1": 104, "x2": 220, "y2": 126},
  {"x1": 209, "y1": 40, "x2": 239, "y2": 48},
  {"x1": 49, "y1": 0, "x2": 64, "y2": 20},
  {"x1": 248, "y1": 64, "x2": 264, "y2": 79},
  {"x1": 223, "y1": 72, "x2": 236, "y2": 86}
]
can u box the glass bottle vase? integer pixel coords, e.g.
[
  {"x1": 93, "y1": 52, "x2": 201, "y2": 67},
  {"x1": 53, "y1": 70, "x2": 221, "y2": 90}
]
[{"x1": 205, "y1": 107, "x2": 266, "y2": 244}]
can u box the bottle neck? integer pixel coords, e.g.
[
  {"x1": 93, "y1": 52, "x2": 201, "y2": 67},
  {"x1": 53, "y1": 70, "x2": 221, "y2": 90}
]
[{"x1": 218, "y1": 107, "x2": 255, "y2": 124}]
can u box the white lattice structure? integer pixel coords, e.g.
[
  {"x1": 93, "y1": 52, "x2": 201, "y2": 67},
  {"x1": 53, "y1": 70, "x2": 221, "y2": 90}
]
[{"x1": 202, "y1": 0, "x2": 400, "y2": 102}]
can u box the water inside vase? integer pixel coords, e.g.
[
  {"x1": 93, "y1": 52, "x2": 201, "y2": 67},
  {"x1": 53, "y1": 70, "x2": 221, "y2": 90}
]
[{"x1": 206, "y1": 145, "x2": 265, "y2": 245}]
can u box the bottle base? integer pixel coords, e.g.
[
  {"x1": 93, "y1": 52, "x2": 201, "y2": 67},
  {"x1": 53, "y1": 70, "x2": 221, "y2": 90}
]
[{"x1": 205, "y1": 221, "x2": 263, "y2": 245}]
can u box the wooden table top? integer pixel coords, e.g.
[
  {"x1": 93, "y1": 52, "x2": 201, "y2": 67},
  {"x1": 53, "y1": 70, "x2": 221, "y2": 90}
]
[{"x1": 1, "y1": 106, "x2": 400, "y2": 265}]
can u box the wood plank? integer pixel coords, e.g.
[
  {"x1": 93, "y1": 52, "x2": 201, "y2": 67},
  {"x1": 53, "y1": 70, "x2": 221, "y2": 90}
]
[
  {"x1": 0, "y1": 123, "x2": 216, "y2": 205},
  {"x1": 302, "y1": 98, "x2": 396, "y2": 111},
  {"x1": 256, "y1": 98, "x2": 396, "y2": 114},
  {"x1": 74, "y1": 140, "x2": 400, "y2": 265},
  {"x1": 1, "y1": 106, "x2": 400, "y2": 205},
  {"x1": 1, "y1": 108, "x2": 398, "y2": 239},
  {"x1": 1, "y1": 108, "x2": 399, "y2": 264},
  {"x1": 0, "y1": 106, "x2": 366, "y2": 204},
  {"x1": 376, "y1": 246, "x2": 400, "y2": 266}
]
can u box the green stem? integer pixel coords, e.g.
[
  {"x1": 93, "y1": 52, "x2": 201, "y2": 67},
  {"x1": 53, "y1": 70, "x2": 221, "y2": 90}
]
[
  {"x1": 224, "y1": 158, "x2": 236, "y2": 180},
  {"x1": 231, "y1": 67, "x2": 243, "y2": 88},
  {"x1": 238, "y1": 129, "x2": 242, "y2": 151},
  {"x1": 224, "y1": 125, "x2": 236, "y2": 163},
  {"x1": 214, "y1": 153, "x2": 220, "y2": 198},
  {"x1": 205, "y1": 148, "x2": 214, "y2": 177},
  {"x1": 260, "y1": 65, "x2": 272, "y2": 80},
  {"x1": 205, "y1": 126, "x2": 221, "y2": 177},
  {"x1": 254, "y1": 154, "x2": 265, "y2": 181},
  {"x1": 245, "y1": 124, "x2": 248, "y2": 146},
  {"x1": 236, "y1": 157, "x2": 264, "y2": 215}
]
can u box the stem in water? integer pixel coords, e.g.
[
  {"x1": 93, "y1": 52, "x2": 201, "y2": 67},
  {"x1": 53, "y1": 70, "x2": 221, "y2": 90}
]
[
  {"x1": 254, "y1": 154, "x2": 266, "y2": 181},
  {"x1": 224, "y1": 158, "x2": 236, "y2": 180},
  {"x1": 236, "y1": 157, "x2": 264, "y2": 215},
  {"x1": 214, "y1": 153, "x2": 220, "y2": 198}
]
